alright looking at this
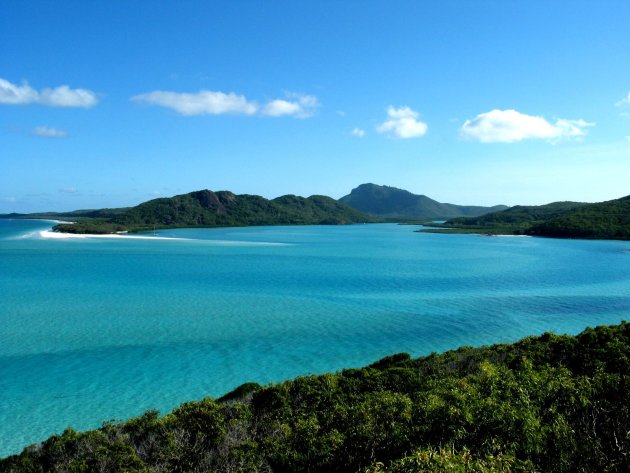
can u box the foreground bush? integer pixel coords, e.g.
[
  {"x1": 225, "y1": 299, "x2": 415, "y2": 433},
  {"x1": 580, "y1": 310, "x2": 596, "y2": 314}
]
[{"x1": 2, "y1": 322, "x2": 629, "y2": 472}]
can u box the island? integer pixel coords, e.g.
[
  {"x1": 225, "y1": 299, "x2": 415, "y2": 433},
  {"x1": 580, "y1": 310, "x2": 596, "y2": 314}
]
[
  {"x1": 2, "y1": 189, "x2": 379, "y2": 235},
  {"x1": 3, "y1": 187, "x2": 629, "y2": 241}
]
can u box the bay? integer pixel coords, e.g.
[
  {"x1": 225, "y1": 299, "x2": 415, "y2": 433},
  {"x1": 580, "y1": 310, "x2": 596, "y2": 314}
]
[{"x1": 1, "y1": 219, "x2": 629, "y2": 457}]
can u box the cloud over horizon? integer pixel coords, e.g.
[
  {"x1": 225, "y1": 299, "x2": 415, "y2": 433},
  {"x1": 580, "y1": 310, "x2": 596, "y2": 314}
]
[
  {"x1": 58, "y1": 187, "x2": 79, "y2": 194},
  {"x1": 615, "y1": 92, "x2": 630, "y2": 107},
  {"x1": 377, "y1": 106, "x2": 428, "y2": 139},
  {"x1": 132, "y1": 89, "x2": 318, "y2": 118},
  {"x1": 460, "y1": 109, "x2": 594, "y2": 143},
  {"x1": 32, "y1": 126, "x2": 67, "y2": 138},
  {"x1": 0, "y1": 78, "x2": 98, "y2": 108}
]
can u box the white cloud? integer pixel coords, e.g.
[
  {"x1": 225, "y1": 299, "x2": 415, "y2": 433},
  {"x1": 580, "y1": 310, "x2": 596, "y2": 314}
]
[
  {"x1": 0, "y1": 78, "x2": 38, "y2": 104},
  {"x1": 262, "y1": 99, "x2": 300, "y2": 117},
  {"x1": 32, "y1": 126, "x2": 67, "y2": 138},
  {"x1": 133, "y1": 89, "x2": 319, "y2": 118},
  {"x1": 460, "y1": 109, "x2": 594, "y2": 143},
  {"x1": 377, "y1": 106, "x2": 428, "y2": 139},
  {"x1": 59, "y1": 187, "x2": 78, "y2": 194},
  {"x1": 39, "y1": 86, "x2": 98, "y2": 108},
  {"x1": 262, "y1": 94, "x2": 319, "y2": 118},
  {"x1": 553, "y1": 118, "x2": 595, "y2": 139},
  {"x1": 615, "y1": 92, "x2": 630, "y2": 107},
  {"x1": 132, "y1": 90, "x2": 258, "y2": 116},
  {"x1": 351, "y1": 127, "x2": 366, "y2": 137},
  {"x1": 0, "y1": 78, "x2": 97, "y2": 108}
]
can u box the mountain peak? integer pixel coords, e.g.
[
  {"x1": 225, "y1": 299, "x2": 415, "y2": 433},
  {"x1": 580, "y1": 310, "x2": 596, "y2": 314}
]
[{"x1": 340, "y1": 183, "x2": 507, "y2": 220}]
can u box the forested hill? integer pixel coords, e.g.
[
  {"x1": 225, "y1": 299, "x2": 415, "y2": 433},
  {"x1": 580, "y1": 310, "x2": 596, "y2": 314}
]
[
  {"x1": 527, "y1": 194, "x2": 630, "y2": 239},
  {"x1": 430, "y1": 194, "x2": 630, "y2": 240},
  {"x1": 3, "y1": 322, "x2": 630, "y2": 472},
  {"x1": 51, "y1": 189, "x2": 376, "y2": 234},
  {"x1": 445, "y1": 201, "x2": 588, "y2": 231},
  {"x1": 339, "y1": 183, "x2": 508, "y2": 220}
]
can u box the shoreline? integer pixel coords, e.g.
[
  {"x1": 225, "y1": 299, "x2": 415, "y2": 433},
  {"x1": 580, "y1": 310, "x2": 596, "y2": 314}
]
[
  {"x1": 38, "y1": 230, "x2": 191, "y2": 241},
  {"x1": 37, "y1": 230, "x2": 289, "y2": 246}
]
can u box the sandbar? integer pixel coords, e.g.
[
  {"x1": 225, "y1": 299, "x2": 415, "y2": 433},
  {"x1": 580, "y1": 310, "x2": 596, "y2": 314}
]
[{"x1": 39, "y1": 231, "x2": 190, "y2": 241}]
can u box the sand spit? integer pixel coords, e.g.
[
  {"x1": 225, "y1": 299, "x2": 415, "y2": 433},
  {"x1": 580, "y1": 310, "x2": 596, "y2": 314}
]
[
  {"x1": 37, "y1": 230, "x2": 290, "y2": 246},
  {"x1": 39, "y1": 231, "x2": 191, "y2": 241}
]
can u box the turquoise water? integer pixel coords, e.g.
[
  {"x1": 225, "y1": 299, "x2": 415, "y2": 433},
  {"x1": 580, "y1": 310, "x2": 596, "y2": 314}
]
[{"x1": 1, "y1": 219, "x2": 630, "y2": 457}]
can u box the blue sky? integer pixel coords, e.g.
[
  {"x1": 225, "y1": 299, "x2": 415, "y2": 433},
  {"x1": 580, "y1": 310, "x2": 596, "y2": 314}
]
[{"x1": 1, "y1": 1, "x2": 629, "y2": 213}]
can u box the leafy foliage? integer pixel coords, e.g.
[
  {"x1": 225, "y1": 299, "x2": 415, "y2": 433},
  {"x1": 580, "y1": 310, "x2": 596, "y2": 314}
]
[
  {"x1": 3, "y1": 322, "x2": 630, "y2": 472},
  {"x1": 53, "y1": 220, "x2": 128, "y2": 234},
  {"x1": 366, "y1": 446, "x2": 535, "y2": 472}
]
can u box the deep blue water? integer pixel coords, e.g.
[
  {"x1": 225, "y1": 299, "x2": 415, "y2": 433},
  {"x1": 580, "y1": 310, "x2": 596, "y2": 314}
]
[{"x1": 1, "y1": 219, "x2": 629, "y2": 457}]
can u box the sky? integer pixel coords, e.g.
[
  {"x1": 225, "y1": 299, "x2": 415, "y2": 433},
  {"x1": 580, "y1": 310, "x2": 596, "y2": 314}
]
[{"x1": 1, "y1": 1, "x2": 630, "y2": 213}]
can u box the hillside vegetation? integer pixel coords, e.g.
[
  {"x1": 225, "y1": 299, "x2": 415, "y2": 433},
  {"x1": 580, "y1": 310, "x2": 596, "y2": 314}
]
[
  {"x1": 49, "y1": 190, "x2": 376, "y2": 234},
  {"x1": 528, "y1": 195, "x2": 630, "y2": 239},
  {"x1": 3, "y1": 322, "x2": 630, "y2": 472},
  {"x1": 339, "y1": 183, "x2": 507, "y2": 221},
  {"x1": 446, "y1": 201, "x2": 586, "y2": 229},
  {"x1": 424, "y1": 195, "x2": 630, "y2": 240}
]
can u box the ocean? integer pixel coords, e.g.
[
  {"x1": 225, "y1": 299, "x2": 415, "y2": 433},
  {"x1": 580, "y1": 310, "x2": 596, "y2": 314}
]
[{"x1": 1, "y1": 219, "x2": 629, "y2": 457}]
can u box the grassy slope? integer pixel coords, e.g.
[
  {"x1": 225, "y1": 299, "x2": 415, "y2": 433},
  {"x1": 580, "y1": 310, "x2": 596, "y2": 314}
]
[{"x1": 3, "y1": 322, "x2": 630, "y2": 472}]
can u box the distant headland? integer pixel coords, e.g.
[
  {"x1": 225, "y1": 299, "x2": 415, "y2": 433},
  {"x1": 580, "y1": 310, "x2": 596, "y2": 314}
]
[
  {"x1": 2, "y1": 184, "x2": 628, "y2": 240},
  {"x1": 1, "y1": 190, "x2": 378, "y2": 234},
  {"x1": 421, "y1": 194, "x2": 630, "y2": 240}
]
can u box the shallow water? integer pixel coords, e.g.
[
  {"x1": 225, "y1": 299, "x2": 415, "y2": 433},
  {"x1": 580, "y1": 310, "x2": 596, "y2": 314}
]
[{"x1": 1, "y1": 219, "x2": 629, "y2": 456}]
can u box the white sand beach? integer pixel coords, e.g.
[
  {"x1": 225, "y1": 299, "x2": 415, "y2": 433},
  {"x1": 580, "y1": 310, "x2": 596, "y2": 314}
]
[
  {"x1": 38, "y1": 230, "x2": 190, "y2": 241},
  {"x1": 37, "y1": 230, "x2": 289, "y2": 246}
]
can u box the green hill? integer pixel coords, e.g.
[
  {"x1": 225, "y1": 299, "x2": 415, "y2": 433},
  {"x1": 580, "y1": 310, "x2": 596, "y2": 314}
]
[
  {"x1": 52, "y1": 189, "x2": 375, "y2": 234},
  {"x1": 442, "y1": 201, "x2": 587, "y2": 232},
  {"x1": 3, "y1": 322, "x2": 630, "y2": 472},
  {"x1": 339, "y1": 183, "x2": 507, "y2": 220},
  {"x1": 527, "y1": 195, "x2": 630, "y2": 239},
  {"x1": 426, "y1": 195, "x2": 630, "y2": 240}
]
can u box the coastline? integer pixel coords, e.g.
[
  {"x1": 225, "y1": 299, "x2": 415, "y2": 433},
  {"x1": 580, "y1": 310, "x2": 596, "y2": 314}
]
[
  {"x1": 38, "y1": 230, "x2": 191, "y2": 241},
  {"x1": 37, "y1": 229, "x2": 289, "y2": 246},
  {"x1": 3, "y1": 322, "x2": 629, "y2": 469}
]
